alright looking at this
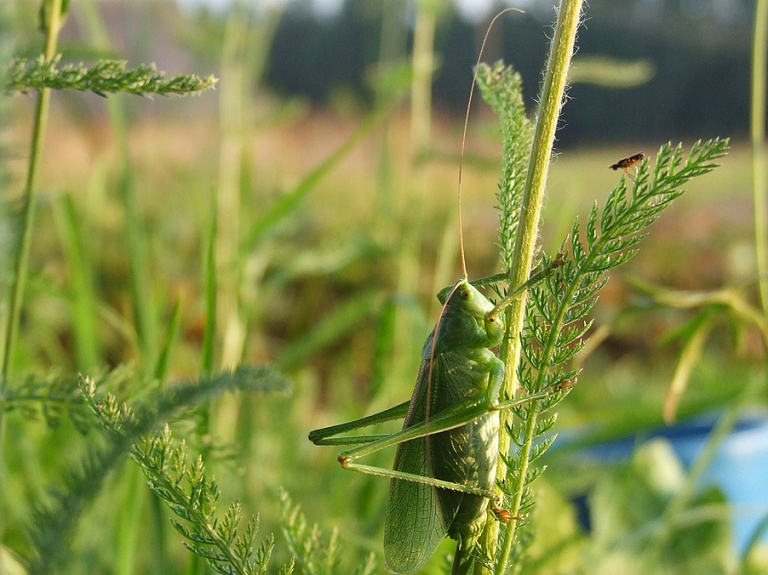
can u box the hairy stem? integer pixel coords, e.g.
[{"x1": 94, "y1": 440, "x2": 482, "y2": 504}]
[
  {"x1": 751, "y1": 0, "x2": 768, "y2": 316},
  {"x1": 484, "y1": 2, "x2": 584, "y2": 574}
]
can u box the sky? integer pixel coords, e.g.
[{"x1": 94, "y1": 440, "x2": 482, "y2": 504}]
[
  {"x1": 175, "y1": 0, "x2": 550, "y2": 21},
  {"x1": 174, "y1": 0, "x2": 748, "y2": 23}
]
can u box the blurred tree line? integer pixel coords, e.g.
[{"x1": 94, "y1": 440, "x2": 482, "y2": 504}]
[{"x1": 265, "y1": 0, "x2": 757, "y2": 145}]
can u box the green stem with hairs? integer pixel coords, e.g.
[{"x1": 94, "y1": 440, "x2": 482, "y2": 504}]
[
  {"x1": 479, "y1": 2, "x2": 584, "y2": 574},
  {"x1": 751, "y1": 0, "x2": 768, "y2": 316}
]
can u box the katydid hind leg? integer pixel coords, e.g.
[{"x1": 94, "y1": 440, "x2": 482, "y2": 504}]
[
  {"x1": 329, "y1": 388, "x2": 558, "y2": 493},
  {"x1": 308, "y1": 400, "x2": 410, "y2": 445}
]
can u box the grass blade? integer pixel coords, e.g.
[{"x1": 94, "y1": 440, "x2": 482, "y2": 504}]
[{"x1": 53, "y1": 194, "x2": 101, "y2": 371}]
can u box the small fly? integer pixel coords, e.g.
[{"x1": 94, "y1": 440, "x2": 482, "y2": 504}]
[{"x1": 609, "y1": 152, "x2": 645, "y2": 173}]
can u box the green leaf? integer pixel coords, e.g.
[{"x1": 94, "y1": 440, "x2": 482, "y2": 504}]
[{"x1": 7, "y1": 57, "x2": 217, "y2": 96}]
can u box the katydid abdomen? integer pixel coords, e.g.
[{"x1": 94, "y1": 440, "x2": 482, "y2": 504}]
[{"x1": 384, "y1": 280, "x2": 505, "y2": 575}]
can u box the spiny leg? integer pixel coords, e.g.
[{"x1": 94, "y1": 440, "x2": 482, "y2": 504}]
[{"x1": 308, "y1": 400, "x2": 410, "y2": 446}]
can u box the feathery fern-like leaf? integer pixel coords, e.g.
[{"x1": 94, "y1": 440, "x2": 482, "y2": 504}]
[
  {"x1": 279, "y1": 489, "x2": 375, "y2": 575},
  {"x1": 497, "y1": 138, "x2": 728, "y2": 568},
  {"x1": 475, "y1": 61, "x2": 533, "y2": 271},
  {"x1": 26, "y1": 364, "x2": 289, "y2": 574},
  {"x1": 6, "y1": 56, "x2": 217, "y2": 96},
  {"x1": 479, "y1": 61, "x2": 728, "y2": 572},
  {"x1": 133, "y1": 425, "x2": 279, "y2": 575}
]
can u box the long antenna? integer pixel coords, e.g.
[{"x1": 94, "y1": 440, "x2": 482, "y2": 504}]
[
  {"x1": 457, "y1": 7, "x2": 522, "y2": 279},
  {"x1": 425, "y1": 6, "x2": 523, "y2": 477}
]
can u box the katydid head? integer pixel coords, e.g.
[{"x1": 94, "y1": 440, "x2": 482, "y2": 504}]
[{"x1": 436, "y1": 279, "x2": 504, "y2": 348}]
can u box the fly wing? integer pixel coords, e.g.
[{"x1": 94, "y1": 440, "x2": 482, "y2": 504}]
[{"x1": 383, "y1": 357, "x2": 450, "y2": 574}]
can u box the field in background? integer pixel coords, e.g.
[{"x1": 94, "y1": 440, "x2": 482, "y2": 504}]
[
  {"x1": 8, "y1": 96, "x2": 760, "y2": 420},
  {"x1": 5, "y1": 93, "x2": 765, "y2": 572}
]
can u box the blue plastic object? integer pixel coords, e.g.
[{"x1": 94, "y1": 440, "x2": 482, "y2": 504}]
[{"x1": 562, "y1": 411, "x2": 768, "y2": 553}]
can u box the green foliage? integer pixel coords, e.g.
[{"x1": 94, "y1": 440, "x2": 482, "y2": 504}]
[
  {"x1": 474, "y1": 61, "x2": 533, "y2": 272},
  {"x1": 240, "y1": 103, "x2": 396, "y2": 252},
  {"x1": 277, "y1": 290, "x2": 383, "y2": 371},
  {"x1": 1, "y1": 1, "x2": 756, "y2": 574},
  {"x1": 6, "y1": 56, "x2": 217, "y2": 97},
  {"x1": 589, "y1": 440, "x2": 732, "y2": 574},
  {"x1": 82, "y1": 364, "x2": 291, "y2": 435},
  {"x1": 52, "y1": 193, "x2": 100, "y2": 371},
  {"x1": 280, "y1": 489, "x2": 375, "y2": 575},
  {"x1": 497, "y1": 139, "x2": 727, "y2": 567},
  {"x1": 1, "y1": 372, "x2": 90, "y2": 431},
  {"x1": 568, "y1": 56, "x2": 655, "y2": 88},
  {"x1": 521, "y1": 139, "x2": 728, "y2": 394},
  {"x1": 133, "y1": 425, "x2": 284, "y2": 575},
  {"x1": 25, "y1": 364, "x2": 289, "y2": 574},
  {"x1": 38, "y1": 0, "x2": 70, "y2": 33},
  {"x1": 477, "y1": 59, "x2": 730, "y2": 572}
]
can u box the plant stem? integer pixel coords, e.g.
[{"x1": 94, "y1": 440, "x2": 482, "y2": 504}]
[
  {"x1": 410, "y1": 0, "x2": 437, "y2": 156},
  {"x1": 751, "y1": 0, "x2": 768, "y2": 317},
  {"x1": 202, "y1": 188, "x2": 217, "y2": 375},
  {"x1": 0, "y1": 95, "x2": 46, "y2": 359},
  {"x1": 217, "y1": 9, "x2": 248, "y2": 369},
  {"x1": 1, "y1": 0, "x2": 63, "y2": 379},
  {"x1": 0, "y1": 0, "x2": 64, "y2": 558},
  {"x1": 483, "y1": 2, "x2": 584, "y2": 574}
]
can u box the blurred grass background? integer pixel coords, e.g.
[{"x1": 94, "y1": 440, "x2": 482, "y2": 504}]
[{"x1": 2, "y1": 0, "x2": 767, "y2": 574}]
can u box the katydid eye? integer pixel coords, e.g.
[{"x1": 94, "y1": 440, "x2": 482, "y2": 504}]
[{"x1": 460, "y1": 290, "x2": 471, "y2": 300}]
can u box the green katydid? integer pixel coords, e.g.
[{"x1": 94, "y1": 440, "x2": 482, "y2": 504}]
[
  {"x1": 309, "y1": 9, "x2": 567, "y2": 575},
  {"x1": 308, "y1": 271, "x2": 561, "y2": 575}
]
